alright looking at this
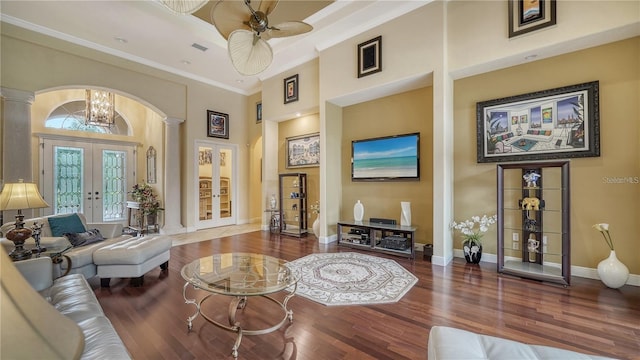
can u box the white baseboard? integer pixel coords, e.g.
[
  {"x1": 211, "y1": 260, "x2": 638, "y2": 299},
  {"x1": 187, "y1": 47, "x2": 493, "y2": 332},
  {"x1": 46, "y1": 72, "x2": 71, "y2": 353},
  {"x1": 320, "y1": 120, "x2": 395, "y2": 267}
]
[{"x1": 451, "y1": 250, "x2": 639, "y2": 287}]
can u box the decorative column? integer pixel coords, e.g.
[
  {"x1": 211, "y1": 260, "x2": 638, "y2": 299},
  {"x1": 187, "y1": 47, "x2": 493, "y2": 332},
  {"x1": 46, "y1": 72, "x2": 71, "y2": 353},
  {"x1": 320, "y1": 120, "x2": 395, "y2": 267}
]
[
  {"x1": 0, "y1": 88, "x2": 36, "y2": 223},
  {"x1": 1, "y1": 87, "x2": 35, "y2": 183},
  {"x1": 161, "y1": 117, "x2": 185, "y2": 234}
]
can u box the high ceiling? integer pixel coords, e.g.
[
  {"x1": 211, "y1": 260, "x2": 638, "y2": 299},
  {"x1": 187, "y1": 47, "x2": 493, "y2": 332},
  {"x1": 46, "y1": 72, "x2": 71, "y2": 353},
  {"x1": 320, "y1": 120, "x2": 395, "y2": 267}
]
[{"x1": 1, "y1": 0, "x2": 429, "y2": 95}]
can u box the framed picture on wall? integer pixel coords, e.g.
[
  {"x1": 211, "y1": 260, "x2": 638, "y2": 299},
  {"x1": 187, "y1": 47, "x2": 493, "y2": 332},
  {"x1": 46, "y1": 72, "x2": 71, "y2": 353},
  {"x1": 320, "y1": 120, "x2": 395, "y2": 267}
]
[
  {"x1": 357, "y1": 36, "x2": 382, "y2": 78},
  {"x1": 508, "y1": 0, "x2": 556, "y2": 38},
  {"x1": 207, "y1": 110, "x2": 229, "y2": 139},
  {"x1": 284, "y1": 74, "x2": 298, "y2": 104},
  {"x1": 286, "y1": 133, "x2": 320, "y2": 168},
  {"x1": 476, "y1": 81, "x2": 600, "y2": 163}
]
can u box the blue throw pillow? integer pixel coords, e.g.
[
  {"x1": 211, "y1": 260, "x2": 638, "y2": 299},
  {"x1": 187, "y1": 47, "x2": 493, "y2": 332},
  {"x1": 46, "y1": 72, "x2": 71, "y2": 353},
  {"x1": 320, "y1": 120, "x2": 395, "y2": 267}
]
[
  {"x1": 64, "y1": 229, "x2": 104, "y2": 247},
  {"x1": 48, "y1": 214, "x2": 86, "y2": 237}
]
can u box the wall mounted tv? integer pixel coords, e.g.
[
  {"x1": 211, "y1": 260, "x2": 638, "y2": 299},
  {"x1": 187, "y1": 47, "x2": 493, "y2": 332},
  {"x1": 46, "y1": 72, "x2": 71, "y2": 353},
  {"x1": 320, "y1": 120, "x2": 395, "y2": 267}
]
[{"x1": 351, "y1": 132, "x2": 420, "y2": 181}]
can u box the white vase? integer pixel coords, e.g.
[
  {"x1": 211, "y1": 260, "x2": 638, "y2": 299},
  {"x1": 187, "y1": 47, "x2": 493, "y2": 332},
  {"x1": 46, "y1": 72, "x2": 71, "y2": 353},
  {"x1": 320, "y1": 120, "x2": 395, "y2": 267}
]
[
  {"x1": 269, "y1": 194, "x2": 277, "y2": 210},
  {"x1": 597, "y1": 250, "x2": 629, "y2": 289},
  {"x1": 400, "y1": 201, "x2": 411, "y2": 226},
  {"x1": 312, "y1": 216, "x2": 320, "y2": 238},
  {"x1": 353, "y1": 200, "x2": 364, "y2": 221}
]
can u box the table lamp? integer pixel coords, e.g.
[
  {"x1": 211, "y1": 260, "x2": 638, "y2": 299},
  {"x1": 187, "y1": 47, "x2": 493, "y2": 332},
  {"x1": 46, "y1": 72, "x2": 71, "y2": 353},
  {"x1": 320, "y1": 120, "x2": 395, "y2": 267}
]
[{"x1": 0, "y1": 179, "x2": 50, "y2": 261}]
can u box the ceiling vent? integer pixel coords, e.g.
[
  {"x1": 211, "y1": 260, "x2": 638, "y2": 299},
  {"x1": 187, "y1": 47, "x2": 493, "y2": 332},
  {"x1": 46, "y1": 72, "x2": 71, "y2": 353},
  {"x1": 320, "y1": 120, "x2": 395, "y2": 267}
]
[{"x1": 191, "y1": 43, "x2": 208, "y2": 52}]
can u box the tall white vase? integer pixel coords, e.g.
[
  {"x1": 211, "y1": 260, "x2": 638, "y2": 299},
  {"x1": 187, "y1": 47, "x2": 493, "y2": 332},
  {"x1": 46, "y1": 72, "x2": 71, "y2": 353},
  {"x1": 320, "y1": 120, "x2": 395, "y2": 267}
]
[
  {"x1": 312, "y1": 216, "x2": 320, "y2": 238},
  {"x1": 400, "y1": 202, "x2": 411, "y2": 226},
  {"x1": 353, "y1": 200, "x2": 364, "y2": 221},
  {"x1": 597, "y1": 250, "x2": 629, "y2": 289}
]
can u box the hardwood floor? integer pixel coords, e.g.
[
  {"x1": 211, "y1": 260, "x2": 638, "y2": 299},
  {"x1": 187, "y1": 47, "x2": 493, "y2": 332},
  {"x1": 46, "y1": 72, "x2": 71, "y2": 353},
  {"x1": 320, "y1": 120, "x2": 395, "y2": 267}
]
[{"x1": 91, "y1": 231, "x2": 640, "y2": 360}]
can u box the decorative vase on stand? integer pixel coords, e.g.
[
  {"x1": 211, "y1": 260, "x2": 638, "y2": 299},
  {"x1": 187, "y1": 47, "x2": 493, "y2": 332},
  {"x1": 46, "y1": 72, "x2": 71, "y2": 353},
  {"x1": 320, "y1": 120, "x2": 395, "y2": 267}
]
[
  {"x1": 462, "y1": 239, "x2": 482, "y2": 264},
  {"x1": 597, "y1": 250, "x2": 629, "y2": 289},
  {"x1": 269, "y1": 194, "x2": 277, "y2": 210},
  {"x1": 312, "y1": 216, "x2": 320, "y2": 238},
  {"x1": 353, "y1": 200, "x2": 364, "y2": 222}
]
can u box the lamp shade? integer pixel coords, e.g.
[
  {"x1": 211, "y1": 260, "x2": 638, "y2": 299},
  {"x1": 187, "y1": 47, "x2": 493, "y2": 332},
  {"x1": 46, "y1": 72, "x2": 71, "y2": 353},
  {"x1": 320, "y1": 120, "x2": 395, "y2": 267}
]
[{"x1": 0, "y1": 180, "x2": 49, "y2": 211}]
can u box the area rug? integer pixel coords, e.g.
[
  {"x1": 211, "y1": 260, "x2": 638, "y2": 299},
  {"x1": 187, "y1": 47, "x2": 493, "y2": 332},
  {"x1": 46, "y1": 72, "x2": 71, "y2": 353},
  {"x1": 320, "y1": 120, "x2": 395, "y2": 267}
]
[
  {"x1": 286, "y1": 252, "x2": 418, "y2": 306},
  {"x1": 511, "y1": 138, "x2": 538, "y2": 151}
]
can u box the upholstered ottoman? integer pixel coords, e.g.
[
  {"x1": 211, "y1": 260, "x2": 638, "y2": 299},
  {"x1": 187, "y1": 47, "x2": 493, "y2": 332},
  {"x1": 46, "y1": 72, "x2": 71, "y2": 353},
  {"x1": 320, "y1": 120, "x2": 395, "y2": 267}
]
[{"x1": 93, "y1": 235, "x2": 171, "y2": 287}]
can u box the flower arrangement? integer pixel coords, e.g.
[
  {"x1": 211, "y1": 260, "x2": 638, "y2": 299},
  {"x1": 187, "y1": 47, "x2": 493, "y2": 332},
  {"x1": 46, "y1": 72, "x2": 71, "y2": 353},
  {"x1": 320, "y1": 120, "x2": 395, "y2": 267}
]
[
  {"x1": 310, "y1": 201, "x2": 320, "y2": 215},
  {"x1": 130, "y1": 182, "x2": 163, "y2": 216},
  {"x1": 450, "y1": 214, "x2": 497, "y2": 246},
  {"x1": 593, "y1": 223, "x2": 614, "y2": 251}
]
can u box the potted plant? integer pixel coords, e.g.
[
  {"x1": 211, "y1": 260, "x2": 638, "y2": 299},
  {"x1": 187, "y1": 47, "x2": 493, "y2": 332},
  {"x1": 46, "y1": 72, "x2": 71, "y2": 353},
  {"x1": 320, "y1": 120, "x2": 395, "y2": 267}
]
[
  {"x1": 130, "y1": 183, "x2": 163, "y2": 227},
  {"x1": 451, "y1": 214, "x2": 497, "y2": 263}
]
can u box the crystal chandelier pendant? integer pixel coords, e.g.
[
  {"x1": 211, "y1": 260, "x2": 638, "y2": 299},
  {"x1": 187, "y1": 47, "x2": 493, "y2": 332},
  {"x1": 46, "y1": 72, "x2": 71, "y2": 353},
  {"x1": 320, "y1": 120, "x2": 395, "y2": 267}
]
[{"x1": 85, "y1": 89, "x2": 115, "y2": 127}]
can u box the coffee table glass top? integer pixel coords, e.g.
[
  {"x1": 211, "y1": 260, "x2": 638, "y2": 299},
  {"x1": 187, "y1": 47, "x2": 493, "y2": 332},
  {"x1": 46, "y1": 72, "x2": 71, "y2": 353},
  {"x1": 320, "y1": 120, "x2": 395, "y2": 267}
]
[{"x1": 181, "y1": 253, "x2": 298, "y2": 296}]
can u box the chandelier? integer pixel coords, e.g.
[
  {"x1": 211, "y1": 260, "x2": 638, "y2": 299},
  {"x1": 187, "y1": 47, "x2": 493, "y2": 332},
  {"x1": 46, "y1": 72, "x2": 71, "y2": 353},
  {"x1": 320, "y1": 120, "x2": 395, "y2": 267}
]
[{"x1": 85, "y1": 89, "x2": 115, "y2": 127}]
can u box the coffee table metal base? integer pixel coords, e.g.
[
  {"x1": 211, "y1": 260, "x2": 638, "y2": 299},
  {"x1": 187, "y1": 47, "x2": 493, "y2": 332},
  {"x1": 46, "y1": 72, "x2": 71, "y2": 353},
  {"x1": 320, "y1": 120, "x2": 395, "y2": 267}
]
[{"x1": 183, "y1": 282, "x2": 297, "y2": 358}]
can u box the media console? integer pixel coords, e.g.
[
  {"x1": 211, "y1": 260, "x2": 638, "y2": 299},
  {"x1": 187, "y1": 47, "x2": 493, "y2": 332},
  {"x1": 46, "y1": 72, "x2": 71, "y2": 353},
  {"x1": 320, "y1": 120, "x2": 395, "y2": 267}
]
[{"x1": 337, "y1": 220, "x2": 416, "y2": 259}]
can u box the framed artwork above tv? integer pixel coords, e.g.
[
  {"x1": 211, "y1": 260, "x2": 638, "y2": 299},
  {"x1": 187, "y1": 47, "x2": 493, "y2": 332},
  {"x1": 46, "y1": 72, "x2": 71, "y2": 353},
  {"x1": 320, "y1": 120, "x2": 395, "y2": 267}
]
[{"x1": 351, "y1": 133, "x2": 420, "y2": 181}]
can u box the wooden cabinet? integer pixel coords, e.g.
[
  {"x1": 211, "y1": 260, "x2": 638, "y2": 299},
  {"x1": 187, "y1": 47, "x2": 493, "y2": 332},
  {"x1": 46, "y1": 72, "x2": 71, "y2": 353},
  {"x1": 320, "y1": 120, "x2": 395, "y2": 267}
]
[
  {"x1": 279, "y1": 173, "x2": 307, "y2": 237},
  {"x1": 337, "y1": 220, "x2": 416, "y2": 259},
  {"x1": 497, "y1": 161, "x2": 570, "y2": 285},
  {"x1": 199, "y1": 178, "x2": 212, "y2": 220},
  {"x1": 220, "y1": 177, "x2": 230, "y2": 217}
]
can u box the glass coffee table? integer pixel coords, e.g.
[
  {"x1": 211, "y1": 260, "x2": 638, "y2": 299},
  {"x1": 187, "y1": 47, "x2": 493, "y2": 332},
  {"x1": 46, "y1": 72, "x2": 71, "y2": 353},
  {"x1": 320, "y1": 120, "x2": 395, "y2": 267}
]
[{"x1": 181, "y1": 253, "x2": 298, "y2": 358}]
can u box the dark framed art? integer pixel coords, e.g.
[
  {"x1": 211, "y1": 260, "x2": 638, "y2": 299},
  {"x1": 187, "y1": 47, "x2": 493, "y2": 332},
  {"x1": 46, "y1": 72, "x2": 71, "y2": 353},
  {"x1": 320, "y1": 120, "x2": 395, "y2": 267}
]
[
  {"x1": 357, "y1": 36, "x2": 382, "y2": 78},
  {"x1": 256, "y1": 102, "x2": 262, "y2": 123},
  {"x1": 286, "y1": 133, "x2": 319, "y2": 168},
  {"x1": 284, "y1": 74, "x2": 298, "y2": 104},
  {"x1": 508, "y1": 0, "x2": 556, "y2": 38},
  {"x1": 477, "y1": 81, "x2": 600, "y2": 163},
  {"x1": 207, "y1": 110, "x2": 229, "y2": 139}
]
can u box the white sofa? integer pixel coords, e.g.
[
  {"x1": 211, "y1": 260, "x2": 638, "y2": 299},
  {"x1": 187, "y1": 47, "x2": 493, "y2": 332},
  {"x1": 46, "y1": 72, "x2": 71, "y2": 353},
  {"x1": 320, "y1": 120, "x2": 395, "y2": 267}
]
[
  {"x1": 428, "y1": 326, "x2": 615, "y2": 360},
  {"x1": 1, "y1": 213, "x2": 133, "y2": 279},
  {"x1": 2, "y1": 250, "x2": 131, "y2": 359}
]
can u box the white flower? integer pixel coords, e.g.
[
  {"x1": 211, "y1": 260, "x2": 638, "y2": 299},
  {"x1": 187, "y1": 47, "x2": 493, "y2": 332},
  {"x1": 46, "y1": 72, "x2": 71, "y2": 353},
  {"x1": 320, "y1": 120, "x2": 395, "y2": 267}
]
[
  {"x1": 450, "y1": 214, "x2": 497, "y2": 246},
  {"x1": 593, "y1": 223, "x2": 614, "y2": 251}
]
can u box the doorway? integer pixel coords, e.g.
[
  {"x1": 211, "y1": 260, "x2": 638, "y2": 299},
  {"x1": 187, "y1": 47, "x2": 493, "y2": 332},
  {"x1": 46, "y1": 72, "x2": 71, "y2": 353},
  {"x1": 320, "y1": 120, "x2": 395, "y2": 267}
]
[
  {"x1": 40, "y1": 137, "x2": 135, "y2": 223},
  {"x1": 196, "y1": 141, "x2": 236, "y2": 229}
]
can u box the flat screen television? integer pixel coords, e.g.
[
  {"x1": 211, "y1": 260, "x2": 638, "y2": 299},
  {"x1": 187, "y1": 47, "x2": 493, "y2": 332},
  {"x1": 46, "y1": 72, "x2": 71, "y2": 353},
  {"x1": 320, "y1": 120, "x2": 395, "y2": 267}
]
[{"x1": 351, "y1": 132, "x2": 420, "y2": 181}]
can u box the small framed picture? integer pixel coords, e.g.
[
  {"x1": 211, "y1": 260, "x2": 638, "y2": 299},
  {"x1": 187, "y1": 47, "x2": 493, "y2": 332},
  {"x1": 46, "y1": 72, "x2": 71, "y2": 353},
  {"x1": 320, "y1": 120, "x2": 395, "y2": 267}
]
[
  {"x1": 508, "y1": 0, "x2": 556, "y2": 38},
  {"x1": 256, "y1": 102, "x2": 262, "y2": 123},
  {"x1": 207, "y1": 110, "x2": 229, "y2": 139},
  {"x1": 284, "y1": 74, "x2": 298, "y2": 104},
  {"x1": 357, "y1": 36, "x2": 382, "y2": 78}
]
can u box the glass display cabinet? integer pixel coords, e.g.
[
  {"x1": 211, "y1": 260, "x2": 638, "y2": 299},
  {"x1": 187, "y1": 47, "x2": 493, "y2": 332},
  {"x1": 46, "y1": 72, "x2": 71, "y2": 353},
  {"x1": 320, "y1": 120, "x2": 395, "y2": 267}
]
[
  {"x1": 279, "y1": 173, "x2": 307, "y2": 237},
  {"x1": 497, "y1": 161, "x2": 570, "y2": 286}
]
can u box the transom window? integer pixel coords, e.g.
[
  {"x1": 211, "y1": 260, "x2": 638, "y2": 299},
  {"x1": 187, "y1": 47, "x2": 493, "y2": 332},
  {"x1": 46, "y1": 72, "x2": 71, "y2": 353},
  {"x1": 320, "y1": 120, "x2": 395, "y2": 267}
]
[{"x1": 45, "y1": 100, "x2": 127, "y2": 135}]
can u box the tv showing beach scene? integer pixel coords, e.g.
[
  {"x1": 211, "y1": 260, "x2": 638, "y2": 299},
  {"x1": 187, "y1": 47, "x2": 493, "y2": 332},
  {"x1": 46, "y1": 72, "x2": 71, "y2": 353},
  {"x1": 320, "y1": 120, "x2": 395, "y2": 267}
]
[{"x1": 352, "y1": 133, "x2": 420, "y2": 181}]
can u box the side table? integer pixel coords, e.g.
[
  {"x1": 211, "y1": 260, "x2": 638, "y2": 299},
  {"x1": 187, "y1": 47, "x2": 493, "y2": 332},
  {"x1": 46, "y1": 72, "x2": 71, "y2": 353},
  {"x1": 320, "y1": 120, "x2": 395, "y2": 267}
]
[{"x1": 265, "y1": 209, "x2": 280, "y2": 233}]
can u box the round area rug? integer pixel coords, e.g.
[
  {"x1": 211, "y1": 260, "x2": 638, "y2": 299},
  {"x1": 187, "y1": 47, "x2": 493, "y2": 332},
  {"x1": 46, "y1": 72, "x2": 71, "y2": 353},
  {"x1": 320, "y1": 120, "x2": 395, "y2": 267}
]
[{"x1": 286, "y1": 252, "x2": 418, "y2": 306}]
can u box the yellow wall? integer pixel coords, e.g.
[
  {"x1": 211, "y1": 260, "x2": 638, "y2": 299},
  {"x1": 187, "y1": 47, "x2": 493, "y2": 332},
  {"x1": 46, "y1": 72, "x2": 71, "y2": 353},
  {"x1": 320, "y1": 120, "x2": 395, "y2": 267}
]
[
  {"x1": 341, "y1": 87, "x2": 433, "y2": 245},
  {"x1": 278, "y1": 114, "x2": 320, "y2": 226},
  {"x1": 453, "y1": 37, "x2": 640, "y2": 272}
]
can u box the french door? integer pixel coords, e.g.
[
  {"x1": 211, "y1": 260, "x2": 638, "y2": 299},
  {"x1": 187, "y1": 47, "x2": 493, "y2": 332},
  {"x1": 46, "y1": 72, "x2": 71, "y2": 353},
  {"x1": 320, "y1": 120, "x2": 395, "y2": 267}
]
[
  {"x1": 196, "y1": 141, "x2": 236, "y2": 229},
  {"x1": 40, "y1": 138, "x2": 135, "y2": 223}
]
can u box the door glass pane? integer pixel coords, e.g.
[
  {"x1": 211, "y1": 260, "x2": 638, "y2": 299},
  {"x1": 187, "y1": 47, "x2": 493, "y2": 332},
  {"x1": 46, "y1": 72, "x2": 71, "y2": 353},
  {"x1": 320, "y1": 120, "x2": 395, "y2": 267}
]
[
  {"x1": 219, "y1": 149, "x2": 232, "y2": 218},
  {"x1": 103, "y1": 150, "x2": 127, "y2": 221},
  {"x1": 198, "y1": 146, "x2": 213, "y2": 220},
  {"x1": 54, "y1": 146, "x2": 84, "y2": 214}
]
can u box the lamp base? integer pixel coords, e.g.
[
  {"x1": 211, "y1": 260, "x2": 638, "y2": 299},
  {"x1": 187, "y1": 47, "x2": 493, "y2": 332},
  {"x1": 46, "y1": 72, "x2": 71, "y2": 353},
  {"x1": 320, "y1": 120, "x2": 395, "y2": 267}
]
[
  {"x1": 6, "y1": 213, "x2": 33, "y2": 261},
  {"x1": 9, "y1": 246, "x2": 33, "y2": 261}
]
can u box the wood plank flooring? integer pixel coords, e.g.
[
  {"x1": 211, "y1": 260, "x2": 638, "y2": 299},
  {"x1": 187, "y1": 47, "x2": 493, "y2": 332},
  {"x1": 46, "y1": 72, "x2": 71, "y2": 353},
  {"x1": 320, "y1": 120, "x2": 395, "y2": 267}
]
[{"x1": 90, "y1": 231, "x2": 640, "y2": 360}]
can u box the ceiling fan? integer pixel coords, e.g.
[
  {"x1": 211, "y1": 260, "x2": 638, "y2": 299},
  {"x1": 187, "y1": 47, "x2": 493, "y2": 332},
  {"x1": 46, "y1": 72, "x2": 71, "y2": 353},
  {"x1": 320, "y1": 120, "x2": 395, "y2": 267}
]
[{"x1": 211, "y1": 0, "x2": 313, "y2": 76}]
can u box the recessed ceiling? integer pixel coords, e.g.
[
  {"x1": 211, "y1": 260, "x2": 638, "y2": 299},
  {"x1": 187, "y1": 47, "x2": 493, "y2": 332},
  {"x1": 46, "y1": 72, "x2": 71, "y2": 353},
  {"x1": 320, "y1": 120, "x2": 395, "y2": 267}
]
[{"x1": 0, "y1": 0, "x2": 428, "y2": 95}]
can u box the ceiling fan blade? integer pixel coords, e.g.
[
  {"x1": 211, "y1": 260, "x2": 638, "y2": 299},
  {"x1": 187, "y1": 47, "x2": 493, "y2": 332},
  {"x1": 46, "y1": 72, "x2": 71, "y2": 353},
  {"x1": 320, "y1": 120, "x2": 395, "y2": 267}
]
[
  {"x1": 211, "y1": 0, "x2": 252, "y2": 40},
  {"x1": 161, "y1": 0, "x2": 208, "y2": 14},
  {"x1": 262, "y1": 21, "x2": 313, "y2": 40},
  {"x1": 228, "y1": 30, "x2": 273, "y2": 76},
  {"x1": 257, "y1": 0, "x2": 279, "y2": 16}
]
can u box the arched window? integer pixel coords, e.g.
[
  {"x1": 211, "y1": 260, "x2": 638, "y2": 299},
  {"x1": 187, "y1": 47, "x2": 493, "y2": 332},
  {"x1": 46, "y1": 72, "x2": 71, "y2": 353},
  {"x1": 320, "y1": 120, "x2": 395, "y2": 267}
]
[{"x1": 45, "y1": 100, "x2": 128, "y2": 135}]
